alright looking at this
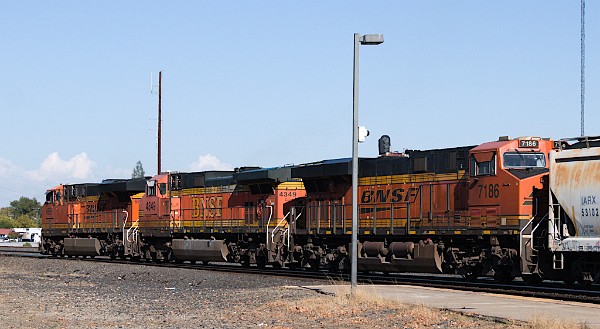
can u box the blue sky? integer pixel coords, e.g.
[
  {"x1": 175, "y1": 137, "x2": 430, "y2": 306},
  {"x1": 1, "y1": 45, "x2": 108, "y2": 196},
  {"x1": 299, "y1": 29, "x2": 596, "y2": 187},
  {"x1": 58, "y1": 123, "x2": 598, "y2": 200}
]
[{"x1": 0, "y1": 1, "x2": 598, "y2": 206}]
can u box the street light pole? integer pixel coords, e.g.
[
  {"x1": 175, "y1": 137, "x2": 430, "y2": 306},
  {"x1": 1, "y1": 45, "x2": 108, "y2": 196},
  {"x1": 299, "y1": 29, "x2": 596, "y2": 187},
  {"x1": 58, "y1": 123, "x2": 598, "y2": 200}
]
[{"x1": 351, "y1": 33, "x2": 384, "y2": 293}]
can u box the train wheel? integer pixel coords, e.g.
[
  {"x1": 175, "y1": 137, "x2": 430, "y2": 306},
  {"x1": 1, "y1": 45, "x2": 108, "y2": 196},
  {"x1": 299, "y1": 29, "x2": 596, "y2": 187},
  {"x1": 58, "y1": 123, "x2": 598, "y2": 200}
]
[
  {"x1": 256, "y1": 257, "x2": 266, "y2": 269},
  {"x1": 307, "y1": 257, "x2": 320, "y2": 272},
  {"x1": 465, "y1": 272, "x2": 478, "y2": 281},
  {"x1": 522, "y1": 273, "x2": 542, "y2": 284},
  {"x1": 570, "y1": 258, "x2": 593, "y2": 286},
  {"x1": 463, "y1": 264, "x2": 482, "y2": 281},
  {"x1": 240, "y1": 255, "x2": 251, "y2": 267},
  {"x1": 576, "y1": 273, "x2": 593, "y2": 287},
  {"x1": 493, "y1": 267, "x2": 515, "y2": 283}
]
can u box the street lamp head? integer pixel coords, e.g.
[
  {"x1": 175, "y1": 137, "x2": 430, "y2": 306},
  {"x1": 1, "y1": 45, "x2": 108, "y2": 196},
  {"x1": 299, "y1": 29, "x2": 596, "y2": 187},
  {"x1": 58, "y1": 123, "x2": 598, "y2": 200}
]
[{"x1": 360, "y1": 34, "x2": 384, "y2": 45}]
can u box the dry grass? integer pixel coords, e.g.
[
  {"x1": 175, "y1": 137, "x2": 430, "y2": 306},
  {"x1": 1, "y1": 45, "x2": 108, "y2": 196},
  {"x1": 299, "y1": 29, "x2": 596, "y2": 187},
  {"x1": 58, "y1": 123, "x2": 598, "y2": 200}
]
[
  {"x1": 265, "y1": 285, "x2": 519, "y2": 328},
  {"x1": 529, "y1": 316, "x2": 591, "y2": 329},
  {"x1": 262, "y1": 283, "x2": 592, "y2": 329}
]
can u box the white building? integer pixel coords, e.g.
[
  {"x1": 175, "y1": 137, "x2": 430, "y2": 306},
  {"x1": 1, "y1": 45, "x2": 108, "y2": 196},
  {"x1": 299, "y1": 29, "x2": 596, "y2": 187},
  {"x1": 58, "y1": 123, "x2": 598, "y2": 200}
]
[{"x1": 13, "y1": 228, "x2": 42, "y2": 243}]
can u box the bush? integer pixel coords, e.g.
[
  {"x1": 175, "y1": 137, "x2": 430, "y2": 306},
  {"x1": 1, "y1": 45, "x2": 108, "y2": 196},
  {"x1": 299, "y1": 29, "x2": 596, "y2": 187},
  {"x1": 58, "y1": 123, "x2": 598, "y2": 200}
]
[{"x1": 23, "y1": 242, "x2": 32, "y2": 247}]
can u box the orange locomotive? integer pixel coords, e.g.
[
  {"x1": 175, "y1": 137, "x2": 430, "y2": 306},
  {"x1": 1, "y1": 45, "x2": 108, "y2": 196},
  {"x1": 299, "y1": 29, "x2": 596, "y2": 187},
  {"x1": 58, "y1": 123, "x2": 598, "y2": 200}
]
[
  {"x1": 290, "y1": 136, "x2": 555, "y2": 279},
  {"x1": 40, "y1": 179, "x2": 145, "y2": 258},
  {"x1": 136, "y1": 167, "x2": 306, "y2": 267}
]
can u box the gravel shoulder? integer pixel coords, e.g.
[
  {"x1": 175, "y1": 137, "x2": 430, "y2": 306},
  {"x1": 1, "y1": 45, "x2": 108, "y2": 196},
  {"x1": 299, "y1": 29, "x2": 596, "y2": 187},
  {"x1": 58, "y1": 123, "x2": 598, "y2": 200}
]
[{"x1": 0, "y1": 255, "x2": 554, "y2": 328}]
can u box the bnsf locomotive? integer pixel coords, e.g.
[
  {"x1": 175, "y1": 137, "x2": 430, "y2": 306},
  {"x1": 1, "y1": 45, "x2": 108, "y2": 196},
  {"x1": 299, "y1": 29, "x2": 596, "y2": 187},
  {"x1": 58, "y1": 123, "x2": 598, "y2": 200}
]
[{"x1": 41, "y1": 135, "x2": 600, "y2": 285}]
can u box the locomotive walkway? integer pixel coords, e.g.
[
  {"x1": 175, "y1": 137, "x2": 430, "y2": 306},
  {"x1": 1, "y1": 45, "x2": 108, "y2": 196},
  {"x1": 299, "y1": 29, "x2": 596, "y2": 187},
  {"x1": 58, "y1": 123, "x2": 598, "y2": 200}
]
[{"x1": 304, "y1": 284, "x2": 600, "y2": 327}]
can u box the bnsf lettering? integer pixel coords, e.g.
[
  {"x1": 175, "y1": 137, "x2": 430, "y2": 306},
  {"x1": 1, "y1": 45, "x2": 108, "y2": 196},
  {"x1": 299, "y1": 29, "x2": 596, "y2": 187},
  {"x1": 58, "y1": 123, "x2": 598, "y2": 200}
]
[
  {"x1": 192, "y1": 196, "x2": 223, "y2": 218},
  {"x1": 361, "y1": 188, "x2": 419, "y2": 203}
]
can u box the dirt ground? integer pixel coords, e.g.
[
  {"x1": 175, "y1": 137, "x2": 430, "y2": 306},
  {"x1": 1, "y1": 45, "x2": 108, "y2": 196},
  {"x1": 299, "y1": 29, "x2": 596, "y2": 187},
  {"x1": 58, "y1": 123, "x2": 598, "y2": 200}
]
[{"x1": 0, "y1": 255, "x2": 586, "y2": 328}]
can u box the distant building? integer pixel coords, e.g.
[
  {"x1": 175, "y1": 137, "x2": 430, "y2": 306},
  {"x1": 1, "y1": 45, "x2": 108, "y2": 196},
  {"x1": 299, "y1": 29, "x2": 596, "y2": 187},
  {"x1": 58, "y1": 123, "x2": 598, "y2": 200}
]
[
  {"x1": 13, "y1": 228, "x2": 42, "y2": 243},
  {"x1": 0, "y1": 229, "x2": 11, "y2": 240}
]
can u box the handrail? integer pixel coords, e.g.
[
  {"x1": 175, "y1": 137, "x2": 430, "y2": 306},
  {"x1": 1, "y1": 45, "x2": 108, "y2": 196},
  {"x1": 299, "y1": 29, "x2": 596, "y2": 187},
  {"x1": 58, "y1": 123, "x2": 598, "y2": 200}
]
[
  {"x1": 271, "y1": 212, "x2": 290, "y2": 241},
  {"x1": 265, "y1": 205, "x2": 274, "y2": 247},
  {"x1": 271, "y1": 212, "x2": 292, "y2": 249},
  {"x1": 519, "y1": 197, "x2": 539, "y2": 236},
  {"x1": 125, "y1": 209, "x2": 140, "y2": 244},
  {"x1": 519, "y1": 216, "x2": 535, "y2": 235}
]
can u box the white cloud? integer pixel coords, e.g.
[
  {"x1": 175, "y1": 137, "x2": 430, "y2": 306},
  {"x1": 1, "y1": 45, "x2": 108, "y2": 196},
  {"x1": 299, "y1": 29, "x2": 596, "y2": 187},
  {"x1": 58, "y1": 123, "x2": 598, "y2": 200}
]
[
  {"x1": 26, "y1": 152, "x2": 95, "y2": 182},
  {"x1": 190, "y1": 154, "x2": 233, "y2": 171},
  {"x1": 0, "y1": 157, "x2": 19, "y2": 177},
  {"x1": 0, "y1": 153, "x2": 143, "y2": 207}
]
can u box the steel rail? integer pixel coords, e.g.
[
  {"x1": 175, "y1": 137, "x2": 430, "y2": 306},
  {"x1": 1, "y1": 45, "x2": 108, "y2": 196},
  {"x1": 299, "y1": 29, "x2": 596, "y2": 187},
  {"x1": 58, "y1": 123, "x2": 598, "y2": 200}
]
[{"x1": 3, "y1": 250, "x2": 600, "y2": 304}]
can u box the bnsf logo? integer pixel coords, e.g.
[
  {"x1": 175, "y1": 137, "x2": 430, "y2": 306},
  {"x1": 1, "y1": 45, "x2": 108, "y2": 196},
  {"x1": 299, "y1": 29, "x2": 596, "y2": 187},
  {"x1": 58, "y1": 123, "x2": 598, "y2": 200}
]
[
  {"x1": 192, "y1": 196, "x2": 223, "y2": 218},
  {"x1": 361, "y1": 187, "x2": 419, "y2": 204}
]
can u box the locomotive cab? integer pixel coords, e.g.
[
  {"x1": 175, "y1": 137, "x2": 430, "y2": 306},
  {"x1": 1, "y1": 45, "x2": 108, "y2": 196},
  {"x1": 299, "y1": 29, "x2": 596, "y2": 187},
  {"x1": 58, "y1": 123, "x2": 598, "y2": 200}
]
[
  {"x1": 138, "y1": 173, "x2": 171, "y2": 237},
  {"x1": 41, "y1": 185, "x2": 68, "y2": 248},
  {"x1": 467, "y1": 137, "x2": 555, "y2": 281},
  {"x1": 468, "y1": 137, "x2": 555, "y2": 230}
]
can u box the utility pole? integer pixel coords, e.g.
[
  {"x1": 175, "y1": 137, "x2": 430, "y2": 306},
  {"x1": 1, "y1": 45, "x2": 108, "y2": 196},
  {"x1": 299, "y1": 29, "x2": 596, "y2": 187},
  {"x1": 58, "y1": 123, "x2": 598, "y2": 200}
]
[{"x1": 157, "y1": 71, "x2": 162, "y2": 174}]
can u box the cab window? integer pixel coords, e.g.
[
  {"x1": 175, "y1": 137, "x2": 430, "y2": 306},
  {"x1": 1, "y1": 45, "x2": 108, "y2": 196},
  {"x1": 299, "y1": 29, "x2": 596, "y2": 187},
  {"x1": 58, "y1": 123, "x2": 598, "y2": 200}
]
[
  {"x1": 470, "y1": 155, "x2": 496, "y2": 176},
  {"x1": 503, "y1": 152, "x2": 546, "y2": 168},
  {"x1": 147, "y1": 180, "x2": 156, "y2": 196},
  {"x1": 159, "y1": 183, "x2": 167, "y2": 195},
  {"x1": 45, "y1": 191, "x2": 54, "y2": 204}
]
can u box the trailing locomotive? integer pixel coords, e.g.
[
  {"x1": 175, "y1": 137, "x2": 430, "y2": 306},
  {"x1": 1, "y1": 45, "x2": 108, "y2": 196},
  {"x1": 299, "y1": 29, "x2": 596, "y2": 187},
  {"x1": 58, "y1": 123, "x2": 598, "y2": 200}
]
[
  {"x1": 41, "y1": 179, "x2": 145, "y2": 258},
  {"x1": 40, "y1": 135, "x2": 600, "y2": 285},
  {"x1": 136, "y1": 167, "x2": 305, "y2": 267}
]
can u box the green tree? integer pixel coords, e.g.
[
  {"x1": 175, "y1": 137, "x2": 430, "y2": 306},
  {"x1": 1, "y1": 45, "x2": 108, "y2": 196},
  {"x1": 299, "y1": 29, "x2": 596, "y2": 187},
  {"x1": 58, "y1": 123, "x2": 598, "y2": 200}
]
[
  {"x1": 15, "y1": 214, "x2": 35, "y2": 228},
  {"x1": 8, "y1": 197, "x2": 41, "y2": 228},
  {"x1": 132, "y1": 161, "x2": 145, "y2": 178},
  {"x1": 10, "y1": 197, "x2": 40, "y2": 218},
  {"x1": 0, "y1": 216, "x2": 16, "y2": 229}
]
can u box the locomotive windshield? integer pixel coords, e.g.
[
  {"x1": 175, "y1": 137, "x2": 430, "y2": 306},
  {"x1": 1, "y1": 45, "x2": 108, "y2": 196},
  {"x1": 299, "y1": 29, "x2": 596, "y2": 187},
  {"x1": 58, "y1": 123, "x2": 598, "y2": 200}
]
[{"x1": 503, "y1": 152, "x2": 546, "y2": 169}]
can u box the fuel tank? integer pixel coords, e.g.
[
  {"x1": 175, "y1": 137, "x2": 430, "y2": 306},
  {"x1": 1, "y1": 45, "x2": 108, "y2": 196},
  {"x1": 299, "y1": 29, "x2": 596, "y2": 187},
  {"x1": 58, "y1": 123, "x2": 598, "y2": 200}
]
[
  {"x1": 63, "y1": 238, "x2": 101, "y2": 257},
  {"x1": 171, "y1": 239, "x2": 229, "y2": 263}
]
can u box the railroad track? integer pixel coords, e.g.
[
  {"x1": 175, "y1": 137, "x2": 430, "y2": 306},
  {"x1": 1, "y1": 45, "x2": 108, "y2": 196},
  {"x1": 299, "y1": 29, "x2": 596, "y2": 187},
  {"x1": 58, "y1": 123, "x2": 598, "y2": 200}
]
[{"x1": 3, "y1": 249, "x2": 600, "y2": 304}]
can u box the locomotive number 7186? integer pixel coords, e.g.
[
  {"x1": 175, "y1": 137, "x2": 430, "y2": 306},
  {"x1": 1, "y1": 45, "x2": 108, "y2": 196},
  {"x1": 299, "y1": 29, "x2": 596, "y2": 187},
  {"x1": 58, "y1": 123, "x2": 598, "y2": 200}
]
[{"x1": 478, "y1": 184, "x2": 499, "y2": 199}]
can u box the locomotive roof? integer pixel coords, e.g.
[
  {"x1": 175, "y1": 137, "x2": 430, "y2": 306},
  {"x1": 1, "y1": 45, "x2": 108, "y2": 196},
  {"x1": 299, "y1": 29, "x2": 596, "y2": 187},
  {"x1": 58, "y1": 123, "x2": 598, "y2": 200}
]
[
  {"x1": 99, "y1": 178, "x2": 146, "y2": 193},
  {"x1": 292, "y1": 158, "x2": 353, "y2": 178},
  {"x1": 233, "y1": 166, "x2": 294, "y2": 183},
  {"x1": 293, "y1": 145, "x2": 474, "y2": 179},
  {"x1": 176, "y1": 171, "x2": 235, "y2": 188},
  {"x1": 63, "y1": 183, "x2": 100, "y2": 198}
]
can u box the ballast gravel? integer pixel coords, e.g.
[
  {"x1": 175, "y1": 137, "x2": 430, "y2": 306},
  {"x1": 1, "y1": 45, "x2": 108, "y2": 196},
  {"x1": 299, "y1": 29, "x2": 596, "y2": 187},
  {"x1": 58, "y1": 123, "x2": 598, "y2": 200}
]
[{"x1": 0, "y1": 255, "x2": 525, "y2": 328}]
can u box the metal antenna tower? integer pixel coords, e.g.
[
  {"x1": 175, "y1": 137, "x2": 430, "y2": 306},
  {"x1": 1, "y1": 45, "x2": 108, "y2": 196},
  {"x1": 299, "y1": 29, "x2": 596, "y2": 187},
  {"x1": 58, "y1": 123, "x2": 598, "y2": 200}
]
[{"x1": 581, "y1": 0, "x2": 585, "y2": 136}]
